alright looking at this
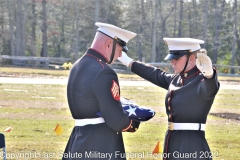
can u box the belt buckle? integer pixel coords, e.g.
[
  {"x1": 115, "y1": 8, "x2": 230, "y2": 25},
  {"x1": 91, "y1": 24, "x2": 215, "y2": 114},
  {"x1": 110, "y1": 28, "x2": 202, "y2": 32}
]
[{"x1": 168, "y1": 122, "x2": 174, "y2": 131}]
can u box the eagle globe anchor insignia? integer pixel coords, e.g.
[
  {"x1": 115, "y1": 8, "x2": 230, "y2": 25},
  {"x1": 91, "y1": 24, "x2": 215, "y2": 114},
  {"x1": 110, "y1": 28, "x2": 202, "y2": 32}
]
[{"x1": 96, "y1": 97, "x2": 156, "y2": 122}]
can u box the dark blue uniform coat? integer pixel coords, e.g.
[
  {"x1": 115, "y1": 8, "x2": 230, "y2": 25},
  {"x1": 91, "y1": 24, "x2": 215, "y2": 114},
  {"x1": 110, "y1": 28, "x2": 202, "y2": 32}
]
[
  {"x1": 63, "y1": 49, "x2": 139, "y2": 160},
  {"x1": 131, "y1": 61, "x2": 220, "y2": 160}
]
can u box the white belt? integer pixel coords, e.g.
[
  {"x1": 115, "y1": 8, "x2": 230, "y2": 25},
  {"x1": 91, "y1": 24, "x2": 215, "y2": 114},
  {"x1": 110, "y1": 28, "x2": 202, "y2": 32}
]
[
  {"x1": 75, "y1": 117, "x2": 105, "y2": 126},
  {"x1": 168, "y1": 122, "x2": 205, "y2": 131}
]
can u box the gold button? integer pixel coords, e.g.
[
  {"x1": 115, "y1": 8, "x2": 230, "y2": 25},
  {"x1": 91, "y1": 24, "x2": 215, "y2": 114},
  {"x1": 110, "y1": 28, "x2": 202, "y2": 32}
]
[
  {"x1": 135, "y1": 128, "x2": 138, "y2": 131},
  {"x1": 168, "y1": 97, "x2": 170, "y2": 102},
  {"x1": 199, "y1": 73, "x2": 202, "y2": 75},
  {"x1": 168, "y1": 107, "x2": 171, "y2": 110},
  {"x1": 169, "y1": 115, "x2": 171, "y2": 119},
  {"x1": 117, "y1": 132, "x2": 118, "y2": 134},
  {"x1": 131, "y1": 126, "x2": 133, "y2": 128},
  {"x1": 184, "y1": 73, "x2": 188, "y2": 77}
]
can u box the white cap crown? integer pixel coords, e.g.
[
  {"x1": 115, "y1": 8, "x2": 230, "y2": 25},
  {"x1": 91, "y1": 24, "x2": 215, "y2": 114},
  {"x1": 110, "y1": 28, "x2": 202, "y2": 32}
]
[
  {"x1": 95, "y1": 22, "x2": 137, "y2": 43},
  {"x1": 163, "y1": 38, "x2": 204, "y2": 52}
]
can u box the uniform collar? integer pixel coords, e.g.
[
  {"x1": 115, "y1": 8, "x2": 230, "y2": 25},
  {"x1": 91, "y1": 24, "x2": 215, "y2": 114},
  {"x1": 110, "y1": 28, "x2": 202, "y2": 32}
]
[
  {"x1": 86, "y1": 48, "x2": 108, "y2": 63},
  {"x1": 181, "y1": 66, "x2": 200, "y2": 79}
]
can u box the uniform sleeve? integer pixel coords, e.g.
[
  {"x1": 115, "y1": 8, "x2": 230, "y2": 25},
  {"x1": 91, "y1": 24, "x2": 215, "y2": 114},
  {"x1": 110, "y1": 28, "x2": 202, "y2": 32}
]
[
  {"x1": 131, "y1": 61, "x2": 174, "y2": 90},
  {"x1": 200, "y1": 69, "x2": 220, "y2": 100},
  {"x1": 92, "y1": 68, "x2": 139, "y2": 132}
]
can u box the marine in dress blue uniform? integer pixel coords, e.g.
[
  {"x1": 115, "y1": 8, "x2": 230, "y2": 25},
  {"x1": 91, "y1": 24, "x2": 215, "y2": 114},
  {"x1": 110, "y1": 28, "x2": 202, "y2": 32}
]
[
  {"x1": 118, "y1": 38, "x2": 220, "y2": 160},
  {"x1": 63, "y1": 23, "x2": 140, "y2": 160}
]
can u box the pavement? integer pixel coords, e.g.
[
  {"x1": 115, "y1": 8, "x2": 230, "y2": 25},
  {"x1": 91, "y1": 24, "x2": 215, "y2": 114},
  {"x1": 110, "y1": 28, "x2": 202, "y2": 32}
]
[{"x1": 0, "y1": 77, "x2": 240, "y2": 90}]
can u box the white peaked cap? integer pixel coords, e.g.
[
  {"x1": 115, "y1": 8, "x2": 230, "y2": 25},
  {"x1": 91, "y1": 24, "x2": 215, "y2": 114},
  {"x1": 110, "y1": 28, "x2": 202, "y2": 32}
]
[
  {"x1": 163, "y1": 38, "x2": 204, "y2": 52},
  {"x1": 95, "y1": 22, "x2": 137, "y2": 43}
]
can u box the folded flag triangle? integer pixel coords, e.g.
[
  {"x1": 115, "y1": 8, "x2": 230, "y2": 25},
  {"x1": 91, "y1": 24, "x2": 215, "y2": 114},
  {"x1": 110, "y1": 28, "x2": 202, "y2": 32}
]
[
  {"x1": 152, "y1": 141, "x2": 162, "y2": 154},
  {"x1": 54, "y1": 124, "x2": 63, "y2": 136}
]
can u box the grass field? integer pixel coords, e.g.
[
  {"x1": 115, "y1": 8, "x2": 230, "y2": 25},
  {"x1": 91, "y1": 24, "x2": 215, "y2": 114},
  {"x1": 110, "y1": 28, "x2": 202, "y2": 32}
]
[
  {"x1": 0, "y1": 67, "x2": 240, "y2": 160},
  {"x1": 1, "y1": 66, "x2": 240, "y2": 82}
]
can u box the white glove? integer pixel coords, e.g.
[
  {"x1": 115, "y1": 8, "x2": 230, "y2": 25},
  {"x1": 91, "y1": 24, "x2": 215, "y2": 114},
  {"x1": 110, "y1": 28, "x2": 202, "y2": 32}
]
[
  {"x1": 196, "y1": 53, "x2": 213, "y2": 77},
  {"x1": 118, "y1": 51, "x2": 134, "y2": 67}
]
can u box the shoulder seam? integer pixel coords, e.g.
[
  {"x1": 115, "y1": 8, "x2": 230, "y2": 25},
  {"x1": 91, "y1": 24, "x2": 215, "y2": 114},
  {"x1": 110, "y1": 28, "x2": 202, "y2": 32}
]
[{"x1": 86, "y1": 54, "x2": 106, "y2": 69}]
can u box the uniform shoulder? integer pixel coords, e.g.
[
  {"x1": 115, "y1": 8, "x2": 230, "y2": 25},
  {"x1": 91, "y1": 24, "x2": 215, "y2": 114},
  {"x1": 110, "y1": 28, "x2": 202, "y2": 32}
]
[
  {"x1": 83, "y1": 53, "x2": 111, "y2": 69},
  {"x1": 93, "y1": 65, "x2": 118, "y2": 84}
]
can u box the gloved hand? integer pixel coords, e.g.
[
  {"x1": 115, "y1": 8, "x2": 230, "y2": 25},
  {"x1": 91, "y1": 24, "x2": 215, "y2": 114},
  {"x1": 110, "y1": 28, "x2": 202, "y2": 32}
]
[
  {"x1": 117, "y1": 51, "x2": 134, "y2": 67},
  {"x1": 196, "y1": 52, "x2": 213, "y2": 77}
]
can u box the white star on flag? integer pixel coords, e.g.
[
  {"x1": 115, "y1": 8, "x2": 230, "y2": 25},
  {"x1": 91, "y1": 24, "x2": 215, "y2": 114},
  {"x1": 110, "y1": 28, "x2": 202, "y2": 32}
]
[{"x1": 126, "y1": 106, "x2": 137, "y2": 116}]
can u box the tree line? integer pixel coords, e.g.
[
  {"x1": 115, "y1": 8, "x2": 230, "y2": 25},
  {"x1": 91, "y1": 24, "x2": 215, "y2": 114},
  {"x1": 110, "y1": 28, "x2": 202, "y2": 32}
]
[{"x1": 0, "y1": 0, "x2": 239, "y2": 69}]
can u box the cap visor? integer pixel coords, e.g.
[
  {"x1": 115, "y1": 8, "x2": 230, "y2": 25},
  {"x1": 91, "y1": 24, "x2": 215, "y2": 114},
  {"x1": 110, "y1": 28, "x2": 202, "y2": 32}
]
[
  {"x1": 122, "y1": 46, "x2": 128, "y2": 53},
  {"x1": 164, "y1": 54, "x2": 183, "y2": 60}
]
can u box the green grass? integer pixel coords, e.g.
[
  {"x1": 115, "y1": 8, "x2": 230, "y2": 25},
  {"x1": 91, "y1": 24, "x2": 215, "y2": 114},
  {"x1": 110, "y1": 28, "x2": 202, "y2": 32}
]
[
  {"x1": 121, "y1": 86, "x2": 166, "y2": 107},
  {"x1": 1, "y1": 66, "x2": 240, "y2": 82},
  {"x1": 0, "y1": 67, "x2": 70, "y2": 77},
  {"x1": 214, "y1": 89, "x2": 240, "y2": 109},
  {"x1": 206, "y1": 122, "x2": 240, "y2": 160},
  {"x1": 0, "y1": 67, "x2": 240, "y2": 159},
  {"x1": 0, "y1": 83, "x2": 240, "y2": 160}
]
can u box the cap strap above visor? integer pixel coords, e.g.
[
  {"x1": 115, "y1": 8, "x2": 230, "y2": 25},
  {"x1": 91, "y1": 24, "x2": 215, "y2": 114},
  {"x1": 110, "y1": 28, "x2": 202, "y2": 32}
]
[
  {"x1": 169, "y1": 50, "x2": 190, "y2": 55},
  {"x1": 164, "y1": 50, "x2": 191, "y2": 60}
]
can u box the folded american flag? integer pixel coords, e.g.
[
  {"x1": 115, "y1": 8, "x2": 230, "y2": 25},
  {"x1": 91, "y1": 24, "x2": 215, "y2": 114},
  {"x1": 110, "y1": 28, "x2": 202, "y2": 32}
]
[
  {"x1": 120, "y1": 97, "x2": 155, "y2": 122},
  {"x1": 96, "y1": 97, "x2": 155, "y2": 122}
]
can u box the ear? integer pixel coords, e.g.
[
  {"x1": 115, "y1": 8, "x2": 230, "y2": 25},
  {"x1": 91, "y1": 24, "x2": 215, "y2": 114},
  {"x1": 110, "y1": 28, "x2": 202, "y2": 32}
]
[
  {"x1": 189, "y1": 54, "x2": 196, "y2": 67},
  {"x1": 189, "y1": 54, "x2": 196, "y2": 62},
  {"x1": 105, "y1": 39, "x2": 112, "y2": 49}
]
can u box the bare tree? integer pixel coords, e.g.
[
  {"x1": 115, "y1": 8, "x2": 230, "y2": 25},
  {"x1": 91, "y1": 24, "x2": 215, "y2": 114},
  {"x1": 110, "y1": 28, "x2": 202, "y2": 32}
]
[
  {"x1": 1, "y1": 0, "x2": 5, "y2": 55},
  {"x1": 94, "y1": 0, "x2": 99, "y2": 31},
  {"x1": 6, "y1": 0, "x2": 15, "y2": 57},
  {"x1": 236, "y1": 33, "x2": 240, "y2": 65},
  {"x1": 202, "y1": 0, "x2": 208, "y2": 48},
  {"x1": 231, "y1": 0, "x2": 237, "y2": 73},
  {"x1": 15, "y1": 0, "x2": 22, "y2": 56},
  {"x1": 157, "y1": 1, "x2": 174, "y2": 62},
  {"x1": 56, "y1": 0, "x2": 69, "y2": 58},
  {"x1": 151, "y1": 0, "x2": 159, "y2": 62},
  {"x1": 40, "y1": 0, "x2": 48, "y2": 58},
  {"x1": 188, "y1": 6, "x2": 193, "y2": 38},
  {"x1": 74, "y1": 0, "x2": 80, "y2": 62},
  {"x1": 189, "y1": 0, "x2": 199, "y2": 38},
  {"x1": 103, "y1": 0, "x2": 110, "y2": 23},
  {"x1": 178, "y1": 0, "x2": 183, "y2": 37},
  {"x1": 31, "y1": 0, "x2": 37, "y2": 56},
  {"x1": 173, "y1": 0, "x2": 177, "y2": 37},
  {"x1": 137, "y1": 0, "x2": 145, "y2": 61},
  {"x1": 40, "y1": 0, "x2": 48, "y2": 67},
  {"x1": 21, "y1": 0, "x2": 27, "y2": 56},
  {"x1": 213, "y1": 0, "x2": 225, "y2": 64},
  {"x1": 0, "y1": 0, "x2": 239, "y2": 68}
]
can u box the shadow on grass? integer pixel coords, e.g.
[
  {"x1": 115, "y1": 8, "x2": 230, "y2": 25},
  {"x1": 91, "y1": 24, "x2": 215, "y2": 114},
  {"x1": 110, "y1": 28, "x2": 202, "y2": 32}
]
[{"x1": 210, "y1": 112, "x2": 240, "y2": 121}]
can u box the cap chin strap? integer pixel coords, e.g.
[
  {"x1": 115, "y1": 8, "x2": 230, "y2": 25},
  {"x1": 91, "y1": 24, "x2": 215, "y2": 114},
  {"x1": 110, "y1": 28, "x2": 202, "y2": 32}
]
[
  {"x1": 180, "y1": 54, "x2": 190, "y2": 75},
  {"x1": 107, "y1": 37, "x2": 117, "y2": 64}
]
